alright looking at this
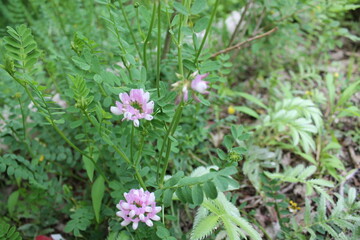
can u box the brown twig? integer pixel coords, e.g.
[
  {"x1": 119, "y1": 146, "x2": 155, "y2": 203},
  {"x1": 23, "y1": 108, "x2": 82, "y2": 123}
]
[
  {"x1": 227, "y1": 0, "x2": 252, "y2": 47},
  {"x1": 211, "y1": 27, "x2": 278, "y2": 58},
  {"x1": 161, "y1": 13, "x2": 176, "y2": 60}
]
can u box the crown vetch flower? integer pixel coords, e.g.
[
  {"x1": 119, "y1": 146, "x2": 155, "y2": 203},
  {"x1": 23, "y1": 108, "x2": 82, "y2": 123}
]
[
  {"x1": 110, "y1": 89, "x2": 154, "y2": 127},
  {"x1": 191, "y1": 73, "x2": 210, "y2": 94},
  {"x1": 116, "y1": 188, "x2": 161, "y2": 230}
]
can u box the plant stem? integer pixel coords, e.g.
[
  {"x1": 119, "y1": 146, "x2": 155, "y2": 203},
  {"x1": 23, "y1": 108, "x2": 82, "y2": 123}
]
[
  {"x1": 117, "y1": 0, "x2": 142, "y2": 59},
  {"x1": 143, "y1": 2, "x2": 157, "y2": 70},
  {"x1": 16, "y1": 79, "x2": 110, "y2": 185},
  {"x1": 193, "y1": 0, "x2": 219, "y2": 65},
  {"x1": 177, "y1": 14, "x2": 184, "y2": 76},
  {"x1": 157, "y1": 103, "x2": 184, "y2": 186},
  {"x1": 18, "y1": 98, "x2": 35, "y2": 158},
  {"x1": 135, "y1": 7, "x2": 146, "y2": 40},
  {"x1": 107, "y1": 4, "x2": 133, "y2": 81},
  {"x1": 156, "y1": 0, "x2": 161, "y2": 97},
  {"x1": 274, "y1": 201, "x2": 284, "y2": 229},
  {"x1": 130, "y1": 124, "x2": 135, "y2": 162},
  {"x1": 135, "y1": 134, "x2": 145, "y2": 166},
  {"x1": 227, "y1": 0, "x2": 251, "y2": 47},
  {"x1": 83, "y1": 110, "x2": 147, "y2": 189},
  {"x1": 112, "y1": 145, "x2": 147, "y2": 190}
]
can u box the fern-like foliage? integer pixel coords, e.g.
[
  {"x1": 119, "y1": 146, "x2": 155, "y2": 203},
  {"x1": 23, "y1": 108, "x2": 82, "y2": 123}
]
[
  {"x1": 69, "y1": 75, "x2": 94, "y2": 110},
  {"x1": 3, "y1": 24, "x2": 41, "y2": 75},
  {"x1": 64, "y1": 206, "x2": 95, "y2": 237},
  {"x1": 0, "y1": 220, "x2": 22, "y2": 240},
  {"x1": 2, "y1": 25, "x2": 66, "y2": 125},
  {"x1": 288, "y1": 188, "x2": 360, "y2": 240},
  {"x1": 0, "y1": 154, "x2": 49, "y2": 189},
  {"x1": 243, "y1": 146, "x2": 277, "y2": 191},
  {"x1": 261, "y1": 97, "x2": 322, "y2": 152},
  {"x1": 265, "y1": 164, "x2": 335, "y2": 202},
  {"x1": 191, "y1": 192, "x2": 262, "y2": 240},
  {"x1": 0, "y1": 0, "x2": 27, "y2": 26}
]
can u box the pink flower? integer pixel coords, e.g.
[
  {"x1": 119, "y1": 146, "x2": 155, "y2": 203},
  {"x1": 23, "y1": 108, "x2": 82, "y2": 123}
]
[
  {"x1": 191, "y1": 73, "x2": 210, "y2": 94},
  {"x1": 110, "y1": 89, "x2": 154, "y2": 127},
  {"x1": 116, "y1": 188, "x2": 162, "y2": 230}
]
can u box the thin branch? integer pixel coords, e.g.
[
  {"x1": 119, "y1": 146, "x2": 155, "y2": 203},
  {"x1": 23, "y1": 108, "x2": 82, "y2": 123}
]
[
  {"x1": 227, "y1": 0, "x2": 252, "y2": 47},
  {"x1": 161, "y1": 13, "x2": 176, "y2": 60},
  {"x1": 211, "y1": 27, "x2": 278, "y2": 58}
]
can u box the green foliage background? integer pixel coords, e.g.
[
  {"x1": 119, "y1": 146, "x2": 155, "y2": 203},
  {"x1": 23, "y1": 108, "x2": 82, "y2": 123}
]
[{"x1": 0, "y1": 0, "x2": 359, "y2": 239}]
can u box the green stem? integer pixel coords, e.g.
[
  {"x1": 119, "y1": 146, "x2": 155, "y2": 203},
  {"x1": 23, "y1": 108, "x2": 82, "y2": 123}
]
[
  {"x1": 156, "y1": 1, "x2": 161, "y2": 97},
  {"x1": 143, "y1": 3, "x2": 157, "y2": 69},
  {"x1": 156, "y1": 105, "x2": 181, "y2": 181},
  {"x1": 82, "y1": 110, "x2": 147, "y2": 189},
  {"x1": 135, "y1": 134, "x2": 145, "y2": 166},
  {"x1": 135, "y1": 7, "x2": 146, "y2": 40},
  {"x1": 117, "y1": 0, "x2": 142, "y2": 59},
  {"x1": 18, "y1": 81, "x2": 110, "y2": 185},
  {"x1": 50, "y1": 1, "x2": 70, "y2": 43},
  {"x1": 274, "y1": 201, "x2": 284, "y2": 229},
  {"x1": 52, "y1": 121, "x2": 110, "y2": 185},
  {"x1": 177, "y1": 14, "x2": 184, "y2": 76},
  {"x1": 240, "y1": 209, "x2": 272, "y2": 240},
  {"x1": 107, "y1": 4, "x2": 133, "y2": 81},
  {"x1": 130, "y1": 124, "x2": 135, "y2": 162},
  {"x1": 18, "y1": 98, "x2": 35, "y2": 158},
  {"x1": 191, "y1": 0, "x2": 219, "y2": 74},
  {"x1": 158, "y1": 103, "x2": 184, "y2": 186},
  {"x1": 0, "y1": 113, "x2": 33, "y2": 158}
]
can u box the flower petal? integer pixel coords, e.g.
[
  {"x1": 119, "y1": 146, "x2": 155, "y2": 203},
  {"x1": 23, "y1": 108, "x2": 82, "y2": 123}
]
[
  {"x1": 151, "y1": 215, "x2": 160, "y2": 221},
  {"x1": 145, "y1": 219, "x2": 153, "y2": 227},
  {"x1": 110, "y1": 106, "x2": 122, "y2": 115},
  {"x1": 132, "y1": 221, "x2": 139, "y2": 230},
  {"x1": 145, "y1": 114, "x2": 153, "y2": 121},
  {"x1": 133, "y1": 119, "x2": 140, "y2": 127},
  {"x1": 121, "y1": 220, "x2": 131, "y2": 226}
]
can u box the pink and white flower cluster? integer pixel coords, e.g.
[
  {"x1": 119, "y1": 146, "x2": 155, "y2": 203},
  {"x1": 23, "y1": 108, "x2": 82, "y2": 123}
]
[
  {"x1": 110, "y1": 89, "x2": 154, "y2": 127},
  {"x1": 116, "y1": 188, "x2": 161, "y2": 230},
  {"x1": 191, "y1": 73, "x2": 210, "y2": 95},
  {"x1": 172, "y1": 72, "x2": 210, "y2": 103}
]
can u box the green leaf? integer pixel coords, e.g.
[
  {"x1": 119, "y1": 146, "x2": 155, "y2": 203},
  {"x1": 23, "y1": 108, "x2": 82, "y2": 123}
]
[
  {"x1": 83, "y1": 147, "x2": 99, "y2": 182},
  {"x1": 347, "y1": 187, "x2": 356, "y2": 205},
  {"x1": 297, "y1": 166, "x2": 316, "y2": 180},
  {"x1": 164, "y1": 171, "x2": 184, "y2": 187},
  {"x1": 223, "y1": 135, "x2": 233, "y2": 150},
  {"x1": 218, "y1": 166, "x2": 238, "y2": 176},
  {"x1": 192, "y1": 185, "x2": 204, "y2": 205},
  {"x1": 337, "y1": 80, "x2": 360, "y2": 107},
  {"x1": 183, "y1": 186, "x2": 193, "y2": 203},
  {"x1": 176, "y1": 188, "x2": 187, "y2": 203},
  {"x1": 228, "y1": 215, "x2": 262, "y2": 240},
  {"x1": 173, "y1": 2, "x2": 188, "y2": 15},
  {"x1": 194, "y1": 17, "x2": 209, "y2": 32},
  {"x1": 72, "y1": 56, "x2": 90, "y2": 71},
  {"x1": 190, "y1": 215, "x2": 219, "y2": 240},
  {"x1": 191, "y1": 0, "x2": 207, "y2": 14},
  {"x1": 304, "y1": 198, "x2": 311, "y2": 225},
  {"x1": 326, "y1": 73, "x2": 335, "y2": 110},
  {"x1": 235, "y1": 92, "x2": 268, "y2": 109},
  {"x1": 7, "y1": 190, "x2": 19, "y2": 216},
  {"x1": 295, "y1": 151, "x2": 316, "y2": 165},
  {"x1": 338, "y1": 106, "x2": 360, "y2": 118},
  {"x1": 163, "y1": 189, "x2": 174, "y2": 207},
  {"x1": 308, "y1": 179, "x2": 334, "y2": 187},
  {"x1": 156, "y1": 226, "x2": 170, "y2": 239},
  {"x1": 92, "y1": 176, "x2": 105, "y2": 223},
  {"x1": 204, "y1": 181, "x2": 218, "y2": 199},
  {"x1": 0, "y1": 221, "x2": 22, "y2": 240},
  {"x1": 234, "y1": 106, "x2": 259, "y2": 119}
]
